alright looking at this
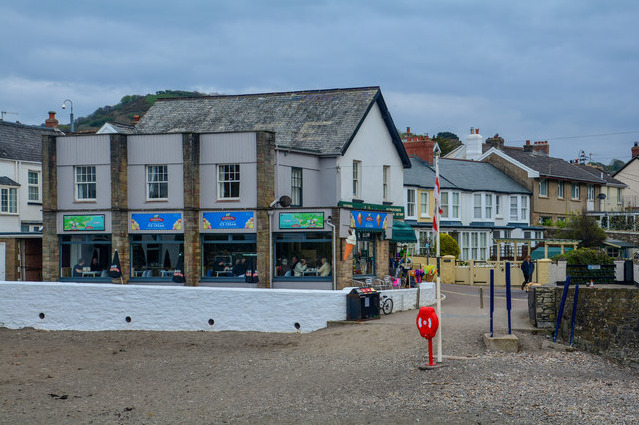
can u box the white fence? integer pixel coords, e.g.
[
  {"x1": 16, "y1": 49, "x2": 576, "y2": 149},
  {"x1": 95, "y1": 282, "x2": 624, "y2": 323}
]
[{"x1": 0, "y1": 282, "x2": 434, "y2": 333}]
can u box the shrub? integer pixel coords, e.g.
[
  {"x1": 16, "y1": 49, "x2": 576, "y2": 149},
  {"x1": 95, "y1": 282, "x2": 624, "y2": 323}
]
[
  {"x1": 434, "y1": 233, "x2": 460, "y2": 258},
  {"x1": 552, "y1": 247, "x2": 613, "y2": 265}
]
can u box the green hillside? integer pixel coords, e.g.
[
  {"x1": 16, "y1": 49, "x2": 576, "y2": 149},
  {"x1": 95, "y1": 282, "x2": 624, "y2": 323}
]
[{"x1": 64, "y1": 90, "x2": 209, "y2": 132}]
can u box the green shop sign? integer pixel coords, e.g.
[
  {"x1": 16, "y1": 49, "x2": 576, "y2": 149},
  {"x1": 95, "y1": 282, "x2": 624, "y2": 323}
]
[
  {"x1": 338, "y1": 201, "x2": 404, "y2": 219},
  {"x1": 63, "y1": 215, "x2": 106, "y2": 231},
  {"x1": 279, "y1": 212, "x2": 324, "y2": 229}
]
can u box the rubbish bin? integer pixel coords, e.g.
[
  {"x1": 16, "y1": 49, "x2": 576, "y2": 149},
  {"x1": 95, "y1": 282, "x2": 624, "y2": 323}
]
[
  {"x1": 346, "y1": 287, "x2": 380, "y2": 321},
  {"x1": 624, "y1": 260, "x2": 634, "y2": 284}
]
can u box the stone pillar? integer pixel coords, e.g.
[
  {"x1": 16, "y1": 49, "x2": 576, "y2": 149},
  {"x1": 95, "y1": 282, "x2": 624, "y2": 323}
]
[
  {"x1": 375, "y1": 235, "x2": 389, "y2": 279},
  {"x1": 183, "y1": 133, "x2": 200, "y2": 286},
  {"x1": 536, "y1": 258, "x2": 552, "y2": 285},
  {"x1": 42, "y1": 135, "x2": 58, "y2": 281},
  {"x1": 255, "y1": 131, "x2": 275, "y2": 287},
  {"x1": 110, "y1": 134, "x2": 129, "y2": 283},
  {"x1": 333, "y1": 208, "x2": 352, "y2": 290}
]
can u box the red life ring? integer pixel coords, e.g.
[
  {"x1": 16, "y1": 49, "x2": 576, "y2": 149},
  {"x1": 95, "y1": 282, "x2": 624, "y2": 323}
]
[{"x1": 416, "y1": 306, "x2": 439, "y2": 340}]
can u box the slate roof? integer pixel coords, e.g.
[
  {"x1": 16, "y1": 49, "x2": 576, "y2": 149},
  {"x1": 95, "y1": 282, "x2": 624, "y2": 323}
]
[
  {"x1": 574, "y1": 164, "x2": 626, "y2": 187},
  {"x1": 404, "y1": 156, "x2": 530, "y2": 194},
  {"x1": 136, "y1": 87, "x2": 410, "y2": 166},
  {"x1": 496, "y1": 149, "x2": 605, "y2": 184},
  {"x1": 0, "y1": 121, "x2": 58, "y2": 162},
  {"x1": 0, "y1": 176, "x2": 19, "y2": 186}
]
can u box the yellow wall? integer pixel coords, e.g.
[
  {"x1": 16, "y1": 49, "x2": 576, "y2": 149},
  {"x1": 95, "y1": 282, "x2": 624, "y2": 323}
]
[{"x1": 416, "y1": 189, "x2": 434, "y2": 224}]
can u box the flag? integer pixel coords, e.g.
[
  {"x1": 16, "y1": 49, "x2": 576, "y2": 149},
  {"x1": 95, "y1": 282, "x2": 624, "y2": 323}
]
[{"x1": 433, "y1": 175, "x2": 443, "y2": 232}]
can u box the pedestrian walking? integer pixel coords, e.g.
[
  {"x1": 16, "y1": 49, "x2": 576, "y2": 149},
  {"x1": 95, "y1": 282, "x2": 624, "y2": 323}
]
[{"x1": 521, "y1": 255, "x2": 534, "y2": 290}]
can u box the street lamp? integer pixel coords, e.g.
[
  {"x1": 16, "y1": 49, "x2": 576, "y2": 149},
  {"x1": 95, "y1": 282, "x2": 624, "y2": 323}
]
[{"x1": 61, "y1": 99, "x2": 74, "y2": 132}]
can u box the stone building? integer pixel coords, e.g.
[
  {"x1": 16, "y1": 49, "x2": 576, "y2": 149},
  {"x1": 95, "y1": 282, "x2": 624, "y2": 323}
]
[{"x1": 42, "y1": 87, "x2": 412, "y2": 289}]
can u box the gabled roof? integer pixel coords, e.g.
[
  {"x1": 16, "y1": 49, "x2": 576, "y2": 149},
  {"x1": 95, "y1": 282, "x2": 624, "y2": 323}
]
[
  {"x1": 404, "y1": 156, "x2": 530, "y2": 194},
  {"x1": 482, "y1": 148, "x2": 605, "y2": 184},
  {"x1": 136, "y1": 87, "x2": 410, "y2": 167},
  {"x1": 612, "y1": 156, "x2": 639, "y2": 178},
  {"x1": 97, "y1": 122, "x2": 136, "y2": 134},
  {"x1": 0, "y1": 121, "x2": 59, "y2": 162},
  {"x1": 0, "y1": 176, "x2": 19, "y2": 187},
  {"x1": 574, "y1": 164, "x2": 626, "y2": 187}
]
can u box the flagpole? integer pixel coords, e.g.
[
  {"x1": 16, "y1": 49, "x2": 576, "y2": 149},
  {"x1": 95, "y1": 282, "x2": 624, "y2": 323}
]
[{"x1": 434, "y1": 144, "x2": 443, "y2": 363}]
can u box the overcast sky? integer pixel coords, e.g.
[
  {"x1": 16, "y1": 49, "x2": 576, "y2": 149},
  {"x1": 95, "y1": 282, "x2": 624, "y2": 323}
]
[{"x1": 1, "y1": 0, "x2": 638, "y2": 163}]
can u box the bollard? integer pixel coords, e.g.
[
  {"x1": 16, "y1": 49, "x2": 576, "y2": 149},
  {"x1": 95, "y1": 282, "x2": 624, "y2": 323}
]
[
  {"x1": 553, "y1": 276, "x2": 572, "y2": 343},
  {"x1": 490, "y1": 269, "x2": 494, "y2": 337},
  {"x1": 505, "y1": 262, "x2": 512, "y2": 335},
  {"x1": 569, "y1": 281, "x2": 579, "y2": 347},
  {"x1": 479, "y1": 287, "x2": 484, "y2": 309}
]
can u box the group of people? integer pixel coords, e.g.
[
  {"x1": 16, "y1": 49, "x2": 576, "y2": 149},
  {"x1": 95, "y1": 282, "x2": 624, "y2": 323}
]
[
  {"x1": 211, "y1": 258, "x2": 250, "y2": 277},
  {"x1": 276, "y1": 256, "x2": 331, "y2": 277},
  {"x1": 72, "y1": 257, "x2": 102, "y2": 277}
]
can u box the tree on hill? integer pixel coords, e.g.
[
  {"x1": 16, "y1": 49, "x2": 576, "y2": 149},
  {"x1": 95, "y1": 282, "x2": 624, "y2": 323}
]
[{"x1": 432, "y1": 132, "x2": 461, "y2": 156}]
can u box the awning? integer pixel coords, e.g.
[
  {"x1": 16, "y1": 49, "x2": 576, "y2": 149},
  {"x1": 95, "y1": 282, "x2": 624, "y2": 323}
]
[{"x1": 390, "y1": 220, "x2": 417, "y2": 243}]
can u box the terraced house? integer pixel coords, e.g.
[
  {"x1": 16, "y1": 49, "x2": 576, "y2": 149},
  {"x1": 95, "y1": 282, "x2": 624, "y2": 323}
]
[{"x1": 403, "y1": 156, "x2": 534, "y2": 261}]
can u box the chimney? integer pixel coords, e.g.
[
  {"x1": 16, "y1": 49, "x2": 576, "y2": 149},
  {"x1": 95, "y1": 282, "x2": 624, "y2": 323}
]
[
  {"x1": 403, "y1": 134, "x2": 435, "y2": 164},
  {"x1": 465, "y1": 126, "x2": 483, "y2": 160},
  {"x1": 523, "y1": 140, "x2": 532, "y2": 152},
  {"x1": 532, "y1": 141, "x2": 550, "y2": 155},
  {"x1": 485, "y1": 133, "x2": 504, "y2": 150},
  {"x1": 45, "y1": 111, "x2": 59, "y2": 128},
  {"x1": 134, "y1": 115, "x2": 140, "y2": 123},
  {"x1": 632, "y1": 142, "x2": 639, "y2": 158},
  {"x1": 406, "y1": 127, "x2": 411, "y2": 135}
]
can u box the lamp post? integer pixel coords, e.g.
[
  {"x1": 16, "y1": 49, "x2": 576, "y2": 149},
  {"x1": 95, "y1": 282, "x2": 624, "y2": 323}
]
[{"x1": 62, "y1": 99, "x2": 74, "y2": 132}]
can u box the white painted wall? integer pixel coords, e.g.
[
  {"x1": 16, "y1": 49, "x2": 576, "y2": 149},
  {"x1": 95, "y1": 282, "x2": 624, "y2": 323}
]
[
  {"x1": 0, "y1": 158, "x2": 43, "y2": 231},
  {"x1": 0, "y1": 282, "x2": 433, "y2": 333},
  {"x1": 338, "y1": 103, "x2": 404, "y2": 206}
]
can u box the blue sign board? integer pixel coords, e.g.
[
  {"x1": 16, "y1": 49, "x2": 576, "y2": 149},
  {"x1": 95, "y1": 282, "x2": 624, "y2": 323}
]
[
  {"x1": 131, "y1": 213, "x2": 182, "y2": 231},
  {"x1": 202, "y1": 211, "x2": 255, "y2": 230},
  {"x1": 350, "y1": 210, "x2": 388, "y2": 230}
]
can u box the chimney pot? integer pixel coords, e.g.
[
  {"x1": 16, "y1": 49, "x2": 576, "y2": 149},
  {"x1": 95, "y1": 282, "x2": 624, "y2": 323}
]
[
  {"x1": 406, "y1": 127, "x2": 411, "y2": 134},
  {"x1": 45, "y1": 111, "x2": 59, "y2": 128},
  {"x1": 134, "y1": 115, "x2": 140, "y2": 123}
]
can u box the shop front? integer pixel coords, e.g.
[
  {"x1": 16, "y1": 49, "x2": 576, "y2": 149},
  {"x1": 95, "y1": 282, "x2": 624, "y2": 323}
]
[
  {"x1": 271, "y1": 209, "x2": 333, "y2": 290},
  {"x1": 199, "y1": 210, "x2": 258, "y2": 287},
  {"x1": 58, "y1": 213, "x2": 112, "y2": 282},
  {"x1": 129, "y1": 212, "x2": 184, "y2": 282},
  {"x1": 342, "y1": 209, "x2": 392, "y2": 280}
]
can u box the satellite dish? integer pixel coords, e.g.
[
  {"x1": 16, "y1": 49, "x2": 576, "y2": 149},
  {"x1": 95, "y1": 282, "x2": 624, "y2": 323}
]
[{"x1": 279, "y1": 195, "x2": 292, "y2": 208}]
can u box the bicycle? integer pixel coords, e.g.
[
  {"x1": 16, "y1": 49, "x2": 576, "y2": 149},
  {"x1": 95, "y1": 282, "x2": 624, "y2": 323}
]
[{"x1": 380, "y1": 293, "x2": 393, "y2": 315}]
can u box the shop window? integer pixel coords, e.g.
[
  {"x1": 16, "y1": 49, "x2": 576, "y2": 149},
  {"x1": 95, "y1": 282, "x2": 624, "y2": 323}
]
[
  {"x1": 0, "y1": 187, "x2": 17, "y2": 213},
  {"x1": 218, "y1": 164, "x2": 240, "y2": 199},
  {"x1": 130, "y1": 234, "x2": 184, "y2": 279},
  {"x1": 75, "y1": 166, "x2": 96, "y2": 201},
  {"x1": 353, "y1": 232, "x2": 376, "y2": 276},
  {"x1": 146, "y1": 165, "x2": 168, "y2": 200},
  {"x1": 59, "y1": 235, "x2": 112, "y2": 279},
  {"x1": 274, "y1": 232, "x2": 332, "y2": 278},
  {"x1": 202, "y1": 233, "x2": 257, "y2": 278}
]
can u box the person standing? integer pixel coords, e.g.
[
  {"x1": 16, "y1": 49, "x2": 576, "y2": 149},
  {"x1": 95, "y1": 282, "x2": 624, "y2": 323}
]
[{"x1": 521, "y1": 256, "x2": 534, "y2": 290}]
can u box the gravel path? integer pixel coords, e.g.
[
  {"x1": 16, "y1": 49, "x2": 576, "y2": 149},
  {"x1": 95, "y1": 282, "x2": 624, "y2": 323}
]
[{"x1": 1, "y1": 286, "x2": 638, "y2": 424}]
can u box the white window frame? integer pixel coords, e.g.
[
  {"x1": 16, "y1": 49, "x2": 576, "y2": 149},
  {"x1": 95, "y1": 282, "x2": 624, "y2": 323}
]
[
  {"x1": 571, "y1": 183, "x2": 580, "y2": 200},
  {"x1": 495, "y1": 195, "x2": 502, "y2": 217},
  {"x1": 0, "y1": 187, "x2": 18, "y2": 214},
  {"x1": 520, "y1": 196, "x2": 528, "y2": 222},
  {"x1": 146, "y1": 164, "x2": 168, "y2": 201},
  {"x1": 485, "y1": 194, "x2": 493, "y2": 219},
  {"x1": 352, "y1": 160, "x2": 361, "y2": 198},
  {"x1": 74, "y1": 166, "x2": 96, "y2": 201},
  {"x1": 539, "y1": 179, "x2": 548, "y2": 197},
  {"x1": 440, "y1": 191, "x2": 449, "y2": 218},
  {"x1": 291, "y1": 167, "x2": 302, "y2": 207},
  {"x1": 510, "y1": 196, "x2": 519, "y2": 221},
  {"x1": 382, "y1": 165, "x2": 390, "y2": 202},
  {"x1": 405, "y1": 188, "x2": 416, "y2": 219},
  {"x1": 558, "y1": 181, "x2": 564, "y2": 199},
  {"x1": 27, "y1": 170, "x2": 40, "y2": 202},
  {"x1": 451, "y1": 192, "x2": 460, "y2": 219},
  {"x1": 587, "y1": 184, "x2": 594, "y2": 201},
  {"x1": 617, "y1": 188, "x2": 623, "y2": 205},
  {"x1": 217, "y1": 164, "x2": 240, "y2": 200},
  {"x1": 473, "y1": 193, "x2": 482, "y2": 219},
  {"x1": 420, "y1": 192, "x2": 429, "y2": 218}
]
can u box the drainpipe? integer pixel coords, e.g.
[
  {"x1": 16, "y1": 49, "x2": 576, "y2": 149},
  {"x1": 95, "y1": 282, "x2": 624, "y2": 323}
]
[
  {"x1": 268, "y1": 210, "x2": 274, "y2": 288},
  {"x1": 326, "y1": 218, "x2": 336, "y2": 290}
]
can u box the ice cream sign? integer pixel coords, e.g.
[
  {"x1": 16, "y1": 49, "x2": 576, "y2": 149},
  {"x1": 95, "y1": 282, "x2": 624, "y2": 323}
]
[
  {"x1": 130, "y1": 213, "x2": 182, "y2": 231},
  {"x1": 202, "y1": 211, "x2": 255, "y2": 230},
  {"x1": 350, "y1": 210, "x2": 388, "y2": 230},
  {"x1": 63, "y1": 215, "x2": 105, "y2": 231}
]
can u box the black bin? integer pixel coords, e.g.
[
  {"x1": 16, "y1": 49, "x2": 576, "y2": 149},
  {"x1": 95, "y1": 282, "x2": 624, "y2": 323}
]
[
  {"x1": 624, "y1": 260, "x2": 634, "y2": 284},
  {"x1": 346, "y1": 287, "x2": 380, "y2": 321}
]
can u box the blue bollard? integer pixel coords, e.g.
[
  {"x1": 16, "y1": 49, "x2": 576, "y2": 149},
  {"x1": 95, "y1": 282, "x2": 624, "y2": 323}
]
[
  {"x1": 569, "y1": 281, "x2": 579, "y2": 347},
  {"x1": 553, "y1": 276, "x2": 572, "y2": 343},
  {"x1": 490, "y1": 269, "x2": 494, "y2": 337},
  {"x1": 505, "y1": 262, "x2": 512, "y2": 335}
]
